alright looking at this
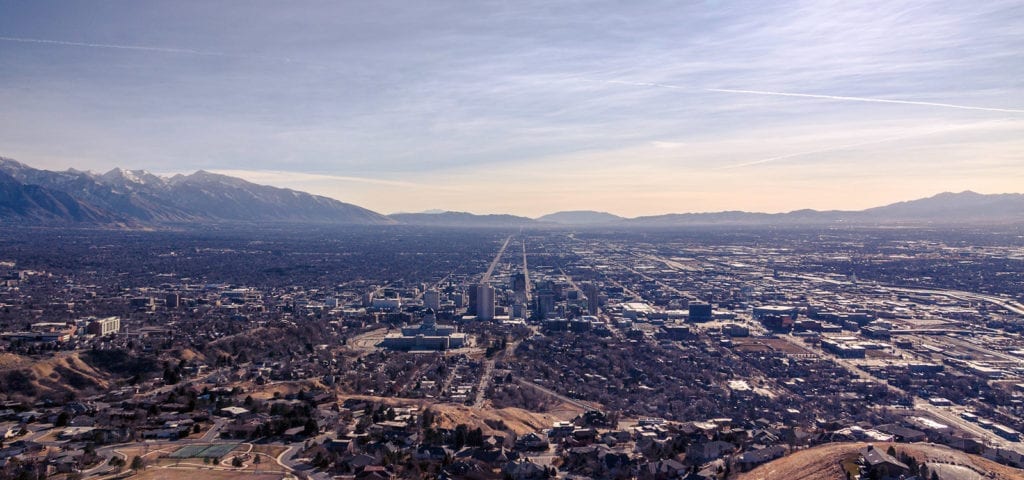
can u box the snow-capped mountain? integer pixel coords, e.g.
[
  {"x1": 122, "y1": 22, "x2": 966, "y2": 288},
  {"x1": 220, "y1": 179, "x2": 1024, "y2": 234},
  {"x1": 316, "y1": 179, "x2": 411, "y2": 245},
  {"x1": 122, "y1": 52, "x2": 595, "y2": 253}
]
[{"x1": 0, "y1": 157, "x2": 392, "y2": 225}]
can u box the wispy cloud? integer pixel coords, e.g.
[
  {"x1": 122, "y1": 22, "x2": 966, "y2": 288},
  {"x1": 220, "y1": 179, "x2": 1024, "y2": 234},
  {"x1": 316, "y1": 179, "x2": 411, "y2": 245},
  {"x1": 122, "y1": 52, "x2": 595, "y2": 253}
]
[
  {"x1": 1, "y1": 1, "x2": 1022, "y2": 215},
  {"x1": 210, "y1": 169, "x2": 425, "y2": 188},
  {"x1": 718, "y1": 120, "x2": 1023, "y2": 169},
  {"x1": 604, "y1": 80, "x2": 1024, "y2": 114},
  {"x1": 706, "y1": 88, "x2": 1024, "y2": 114}
]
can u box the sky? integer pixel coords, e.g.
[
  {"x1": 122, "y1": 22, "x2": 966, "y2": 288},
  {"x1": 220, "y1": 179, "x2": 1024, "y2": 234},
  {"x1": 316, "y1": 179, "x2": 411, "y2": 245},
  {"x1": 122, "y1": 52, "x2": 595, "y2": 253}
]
[{"x1": 1, "y1": 0, "x2": 1022, "y2": 217}]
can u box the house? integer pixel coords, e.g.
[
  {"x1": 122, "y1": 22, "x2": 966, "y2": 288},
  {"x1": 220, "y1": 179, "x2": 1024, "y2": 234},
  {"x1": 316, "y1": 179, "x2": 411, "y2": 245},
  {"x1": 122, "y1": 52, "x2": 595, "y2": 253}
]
[
  {"x1": 686, "y1": 440, "x2": 734, "y2": 463},
  {"x1": 355, "y1": 465, "x2": 392, "y2": 480},
  {"x1": 283, "y1": 426, "x2": 306, "y2": 441},
  {"x1": 454, "y1": 446, "x2": 518, "y2": 465},
  {"x1": 860, "y1": 445, "x2": 909, "y2": 479},
  {"x1": 217, "y1": 406, "x2": 251, "y2": 418},
  {"x1": 49, "y1": 453, "x2": 80, "y2": 474},
  {"x1": 57, "y1": 427, "x2": 97, "y2": 441},
  {"x1": 637, "y1": 458, "x2": 687, "y2": 479},
  {"x1": 1, "y1": 423, "x2": 20, "y2": 439},
  {"x1": 875, "y1": 424, "x2": 927, "y2": 443},
  {"x1": 414, "y1": 445, "x2": 452, "y2": 462},
  {"x1": 735, "y1": 445, "x2": 786, "y2": 471},
  {"x1": 325, "y1": 438, "x2": 355, "y2": 455},
  {"x1": 502, "y1": 459, "x2": 548, "y2": 480},
  {"x1": 514, "y1": 432, "x2": 550, "y2": 451},
  {"x1": 564, "y1": 444, "x2": 633, "y2": 478}
]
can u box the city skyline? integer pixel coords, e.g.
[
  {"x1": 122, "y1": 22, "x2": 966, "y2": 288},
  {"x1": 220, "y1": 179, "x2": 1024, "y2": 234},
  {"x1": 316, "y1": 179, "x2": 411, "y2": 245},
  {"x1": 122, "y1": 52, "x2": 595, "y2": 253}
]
[{"x1": 2, "y1": 1, "x2": 1022, "y2": 217}]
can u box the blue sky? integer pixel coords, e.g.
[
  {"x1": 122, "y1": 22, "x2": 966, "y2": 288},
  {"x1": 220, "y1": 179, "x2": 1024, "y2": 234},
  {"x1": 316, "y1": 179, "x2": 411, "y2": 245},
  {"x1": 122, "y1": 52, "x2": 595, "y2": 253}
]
[{"x1": 1, "y1": 0, "x2": 1022, "y2": 216}]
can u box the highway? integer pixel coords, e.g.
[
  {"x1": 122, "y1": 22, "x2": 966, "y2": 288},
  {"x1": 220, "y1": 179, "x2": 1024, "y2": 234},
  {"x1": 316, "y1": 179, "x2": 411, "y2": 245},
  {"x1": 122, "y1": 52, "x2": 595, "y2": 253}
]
[
  {"x1": 481, "y1": 235, "x2": 513, "y2": 284},
  {"x1": 516, "y1": 378, "x2": 597, "y2": 412},
  {"x1": 789, "y1": 273, "x2": 1024, "y2": 317},
  {"x1": 521, "y1": 237, "x2": 532, "y2": 301}
]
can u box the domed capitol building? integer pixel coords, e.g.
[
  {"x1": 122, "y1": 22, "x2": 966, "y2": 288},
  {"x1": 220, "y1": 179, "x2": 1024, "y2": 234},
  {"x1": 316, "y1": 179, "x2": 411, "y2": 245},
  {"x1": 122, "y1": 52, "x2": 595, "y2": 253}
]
[{"x1": 381, "y1": 308, "x2": 467, "y2": 351}]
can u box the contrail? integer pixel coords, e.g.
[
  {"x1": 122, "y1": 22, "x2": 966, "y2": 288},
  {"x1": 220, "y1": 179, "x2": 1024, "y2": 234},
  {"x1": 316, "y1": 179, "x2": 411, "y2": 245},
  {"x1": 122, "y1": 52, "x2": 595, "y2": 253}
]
[
  {"x1": 604, "y1": 79, "x2": 1024, "y2": 114},
  {"x1": 0, "y1": 35, "x2": 310, "y2": 65},
  {"x1": 706, "y1": 87, "x2": 1024, "y2": 114},
  {"x1": 0, "y1": 35, "x2": 230, "y2": 57},
  {"x1": 606, "y1": 80, "x2": 690, "y2": 90},
  {"x1": 718, "y1": 136, "x2": 911, "y2": 170},
  {"x1": 717, "y1": 123, "x2": 989, "y2": 170}
]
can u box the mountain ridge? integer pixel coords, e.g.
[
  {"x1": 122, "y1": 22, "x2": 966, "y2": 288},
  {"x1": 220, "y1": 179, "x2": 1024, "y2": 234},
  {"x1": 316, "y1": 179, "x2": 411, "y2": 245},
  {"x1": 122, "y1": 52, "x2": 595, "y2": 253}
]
[
  {"x1": 2, "y1": 157, "x2": 1023, "y2": 227},
  {"x1": 537, "y1": 191, "x2": 1024, "y2": 226},
  {"x1": 0, "y1": 157, "x2": 393, "y2": 225}
]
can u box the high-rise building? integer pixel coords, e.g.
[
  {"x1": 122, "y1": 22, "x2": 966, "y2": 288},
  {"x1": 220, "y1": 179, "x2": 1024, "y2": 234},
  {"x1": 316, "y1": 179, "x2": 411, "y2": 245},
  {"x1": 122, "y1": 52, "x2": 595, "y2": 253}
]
[
  {"x1": 423, "y1": 289, "x2": 441, "y2": 311},
  {"x1": 688, "y1": 301, "x2": 713, "y2": 322},
  {"x1": 131, "y1": 297, "x2": 155, "y2": 311},
  {"x1": 512, "y1": 272, "x2": 527, "y2": 294},
  {"x1": 87, "y1": 316, "x2": 121, "y2": 336},
  {"x1": 533, "y1": 291, "x2": 556, "y2": 320},
  {"x1": 165, "y1": 293, "x2": 180, "y2": 309},
  {"x1": 467, "y1": 287, "x2": 478, "y2": 315},
  {"x1": 584, "y1": 283, "x2": 600, "y2": 315},
  {"x1": 476, "y1": 284, "x2": 495, "y2": 320}
]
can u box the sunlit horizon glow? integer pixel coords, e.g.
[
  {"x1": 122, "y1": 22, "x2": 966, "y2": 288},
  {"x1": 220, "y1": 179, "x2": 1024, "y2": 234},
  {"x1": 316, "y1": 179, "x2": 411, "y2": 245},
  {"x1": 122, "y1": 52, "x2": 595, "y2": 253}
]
[{"x1": 1, "y1": 1, "x2": 1022, "y2": 217}]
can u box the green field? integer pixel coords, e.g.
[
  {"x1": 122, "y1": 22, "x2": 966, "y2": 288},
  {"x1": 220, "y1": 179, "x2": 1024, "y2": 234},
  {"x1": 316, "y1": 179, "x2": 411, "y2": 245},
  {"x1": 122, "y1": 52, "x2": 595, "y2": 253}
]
[{"x1": 168, "y1": 443, "x2": 240, "y2": 459}]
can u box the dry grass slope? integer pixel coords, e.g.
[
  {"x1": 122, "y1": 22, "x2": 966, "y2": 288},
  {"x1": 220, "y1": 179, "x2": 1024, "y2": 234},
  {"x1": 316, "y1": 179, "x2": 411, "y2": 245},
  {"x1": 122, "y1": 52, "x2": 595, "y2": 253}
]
[
  {"x1": 0, "y1": 352, "x2": 114, "y2": 400},
  {"x1": 737, "y1": 442, "x2": 1024, "y2": 480}
]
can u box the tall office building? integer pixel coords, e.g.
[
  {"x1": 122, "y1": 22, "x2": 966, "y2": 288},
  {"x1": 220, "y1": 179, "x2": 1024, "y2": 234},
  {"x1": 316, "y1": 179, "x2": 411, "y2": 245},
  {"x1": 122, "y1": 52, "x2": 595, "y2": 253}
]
[
  {"x1": 584, "y1": 283, "x2": 600, "y2": 315},
  {"x1": 534, "y1": 291, "x2": 556, "y2": 320},
  {"x1": 476, "y1": 284, "x2": 495, "y2": 320},
  {"x1": 467, "y1": 287, "x2": 478, "y2": 315},
  {"x1": 512, "y1": 272, "x2": 527, "y2": 294},
  {"x1": 423, "y1": 289, "x2": 441, "y2": 311},
  {"x1": 165, "y1": 293, "x2": 180, "y2": 309}
]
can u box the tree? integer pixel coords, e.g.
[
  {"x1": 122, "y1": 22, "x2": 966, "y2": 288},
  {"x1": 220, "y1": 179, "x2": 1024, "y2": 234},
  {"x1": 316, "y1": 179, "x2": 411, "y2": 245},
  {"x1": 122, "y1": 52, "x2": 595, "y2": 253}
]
[
  {"x1": 232, "y1": 456, "x2": 244, "y2": 468},
  {"x1": 886, "y1": 445, "x2": 896, "y2": 457},
  {"x1": 130, "y1": 456, "x2": 145, "y2": 470},
  {"x1": 454, "y1": 424, "x2": 468, "y2": 449},
  {"x1": 304, "y1": 418, "x2": 319, "y2": 436},
  {"x1": 467, "y1": 427, "x2": 484, "y2": 447},
  {"x1": 54, "y1": 411, "x2": 69, "y2": 427}
]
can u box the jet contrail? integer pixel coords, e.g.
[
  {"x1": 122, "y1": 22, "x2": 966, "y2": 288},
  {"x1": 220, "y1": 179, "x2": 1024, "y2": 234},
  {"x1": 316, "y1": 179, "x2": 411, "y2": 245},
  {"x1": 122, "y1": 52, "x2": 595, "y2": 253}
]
[
  {"x1": 718, "y1": 136, "x2": 910, "y2": 170},
  {"x1": 717, "y1": 123, "x2": 990, "y2": 170},
  {"x1": 606, "y1": 80, "x2": 689, "y2": 90},
  {"x1": 0, "y1": 35, "x2": 312, "y2": 66},
  {"x1": 604, "y1": 79, "x2": 1024, "y2": 114},
  {"x1": 706, "y1": 87, "x2": 1024, "y2": 114},
  {"x1": 0, "y1": 35, "x2": 230, "y2": 57}
]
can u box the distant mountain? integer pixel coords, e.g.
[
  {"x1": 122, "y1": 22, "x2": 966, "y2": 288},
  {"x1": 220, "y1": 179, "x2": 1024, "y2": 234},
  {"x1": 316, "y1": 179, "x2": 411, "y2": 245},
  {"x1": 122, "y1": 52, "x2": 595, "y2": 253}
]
[
  {"x1": 159, "y1": 170, "x2": 390, "y2": 224},
  {"x1": 4, "y1": 157, "x2": 1022, "y2": 227},
  {"x1": 0, "y1": 157, "x2": 392, "y2": 225},
  {"x1": 537, "y1": 210, "x2": 625, "y2": 225},
  {"x1": 627, "y1": 211, "x2": 780, "y2": 226},
  {"x1": 626, "y1": 192, "x2": 1024, "y2": 226},
  {"x1": 856, "y1": 191, "x2": 1024, "y2": 224},
  {"x1": 388, "y1": 211, "x2": 538, "y2": 227},
  {"x1": 0, "y1": 170, "x2": 113, "y2": 223}
]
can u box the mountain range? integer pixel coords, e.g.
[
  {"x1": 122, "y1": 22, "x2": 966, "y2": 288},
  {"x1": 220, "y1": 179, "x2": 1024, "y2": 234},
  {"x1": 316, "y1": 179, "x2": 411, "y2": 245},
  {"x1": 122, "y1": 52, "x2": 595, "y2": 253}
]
[
  {"x1": 0, "y1": 157, "x2": 390, "y2": 225},
  {"x1": 2, "y1": 157, "x2": 1023, "y2": 227}
]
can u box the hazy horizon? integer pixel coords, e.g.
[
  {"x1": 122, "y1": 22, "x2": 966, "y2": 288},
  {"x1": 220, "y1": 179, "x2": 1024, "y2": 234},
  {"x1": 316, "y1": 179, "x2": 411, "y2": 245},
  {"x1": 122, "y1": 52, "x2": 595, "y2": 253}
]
[{"x1": 2, "y1": 1, "x2": 1022, "y2": 217}]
